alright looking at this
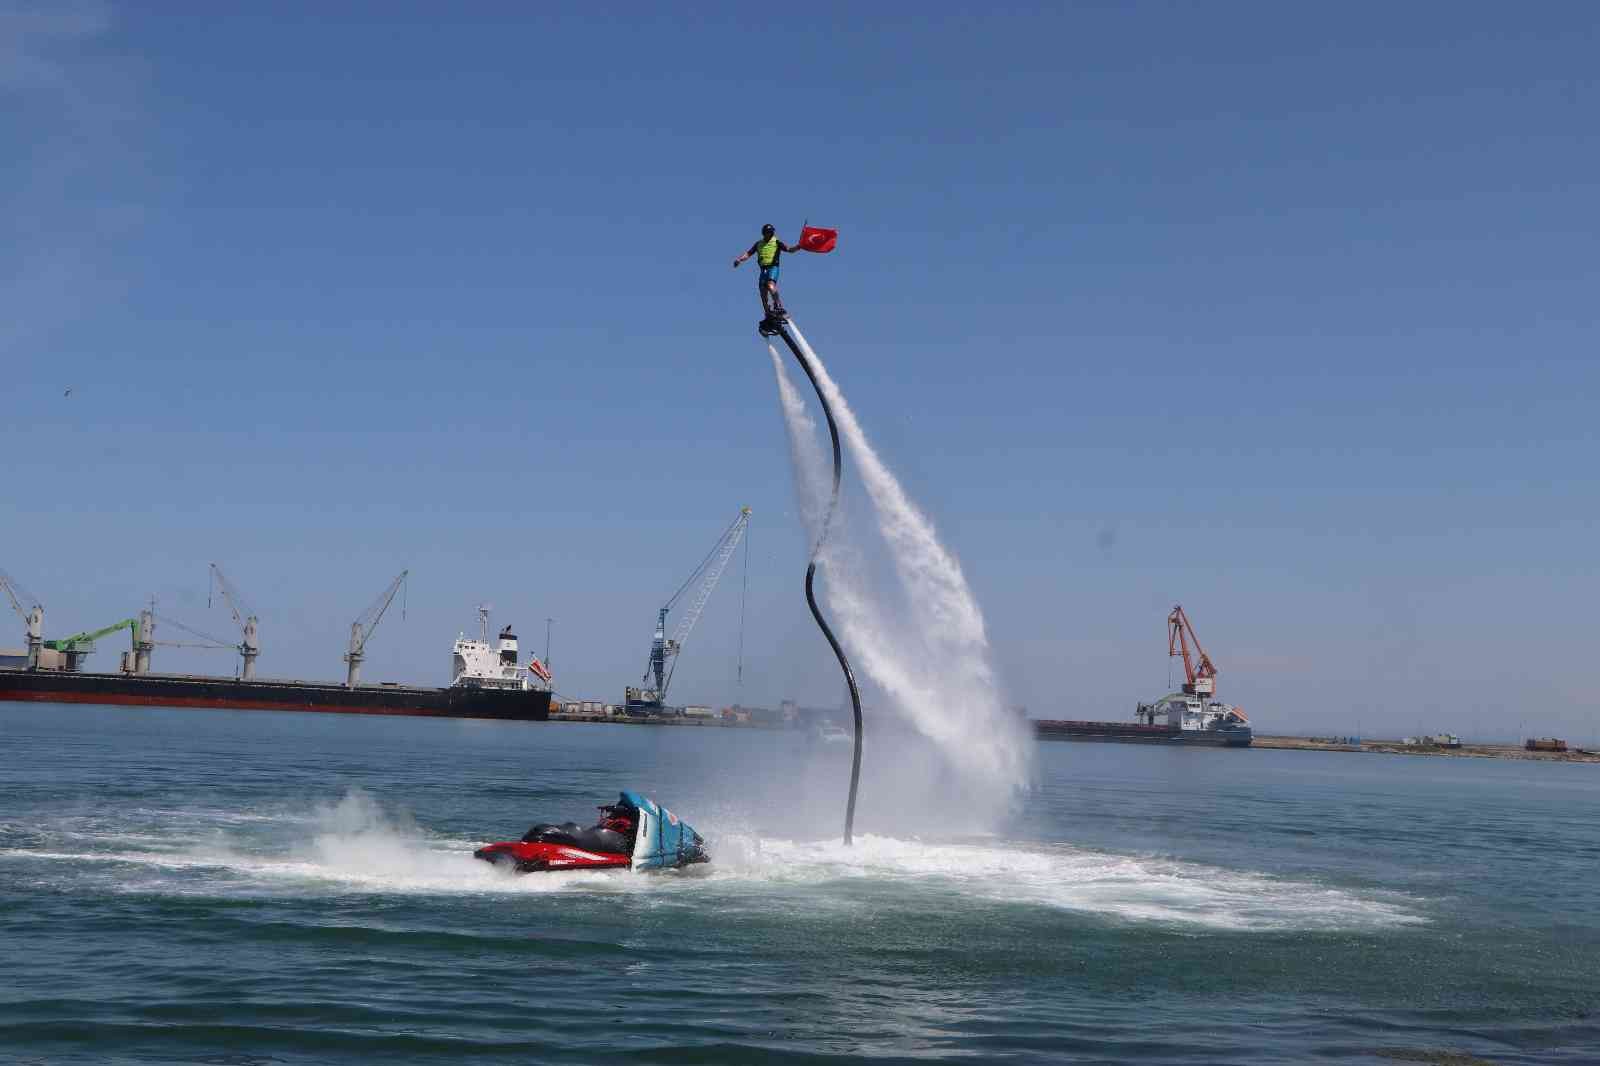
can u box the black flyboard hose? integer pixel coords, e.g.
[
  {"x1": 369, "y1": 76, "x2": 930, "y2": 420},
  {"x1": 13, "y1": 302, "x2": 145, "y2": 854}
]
[{"x1": 770, "y1": 319, "x2": 864, "y2": 846}]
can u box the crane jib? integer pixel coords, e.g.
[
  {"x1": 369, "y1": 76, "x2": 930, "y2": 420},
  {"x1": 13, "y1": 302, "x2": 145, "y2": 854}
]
[
  {"x1": 344, "y1": 570, "x2": 408, "y2": 687},
  {"x1": 643, "y1": 509, "x2": 751, "y2": 706},
  {"x1": 45, "y1": 617, "x2": 140, "y2": 651}
]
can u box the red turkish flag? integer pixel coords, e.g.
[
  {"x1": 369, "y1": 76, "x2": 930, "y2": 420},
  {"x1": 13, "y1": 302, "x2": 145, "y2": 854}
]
[{"x1": 797, "y1": 225, "x2": 838, "y2": 253}]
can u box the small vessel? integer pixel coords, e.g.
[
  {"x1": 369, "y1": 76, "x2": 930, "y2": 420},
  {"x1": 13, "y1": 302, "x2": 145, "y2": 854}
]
[
  {"x1": 473, "y1": 792, "x2": 708, "y2": 873},
  {"x1": 1035, "y1": 605, "x2": 1253, "y2": 748}
]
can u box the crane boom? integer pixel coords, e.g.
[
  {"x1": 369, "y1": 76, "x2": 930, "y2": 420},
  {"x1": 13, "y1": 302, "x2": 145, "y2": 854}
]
[
  {"x1": 1167, "y1": 604, "x2": 1218, "y2": 696},
  {"x1": 661, "y1": 508, "x2": 751, "y2": 701},
  {"x1": 0, "y1": 569, "x2": 45, "y2": 669},
  {"x1": 0, "y1": 569, "x2": 42, "y2": 621},
  {"x1": 209, "y1": 563, "x2": 261, "y2": 679},
  {"x1": 344, "y1": 570, "x2": 408, "y2": 687},
  {"x1": 633, "y1": 508, "x2": 751, "y2": 710},
  {"x1": 45, "y1": 618, "x2": 141, "y2": 650},
  {"x1": 45, "y1": 616, "x2": 147, "y2": 672},
  {"x1": 209, "y1": 563, "x2": 257, "y2": 626}
]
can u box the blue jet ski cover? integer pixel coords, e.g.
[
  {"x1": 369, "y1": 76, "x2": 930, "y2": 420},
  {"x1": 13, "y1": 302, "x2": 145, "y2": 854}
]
[{"x1": 623, "y1": 791, "x2": 705, "y2": 870}]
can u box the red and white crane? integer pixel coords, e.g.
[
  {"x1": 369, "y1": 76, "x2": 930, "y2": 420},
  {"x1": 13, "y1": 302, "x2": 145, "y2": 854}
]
[{"x1": 1167, "y1": 604, "x2": 1218, "y2": 697}]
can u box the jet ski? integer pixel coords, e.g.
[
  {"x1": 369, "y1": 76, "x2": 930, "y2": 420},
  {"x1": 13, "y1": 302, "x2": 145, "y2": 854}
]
[{"x1": 473, "y1": 790, "x2": 708, "y2": 873}]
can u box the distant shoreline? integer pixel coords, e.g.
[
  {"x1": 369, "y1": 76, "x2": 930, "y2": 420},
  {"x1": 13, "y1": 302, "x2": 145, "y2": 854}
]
[
  {"x1": 1253, "y1": 734, "x2": 1600, "y2": 764},
  {"x1": 543, "y1": 715, "x2": 1600, "y2": 763},
  {"x1": 542, "y1": 713, "x2": 1600, "y2": 763}
]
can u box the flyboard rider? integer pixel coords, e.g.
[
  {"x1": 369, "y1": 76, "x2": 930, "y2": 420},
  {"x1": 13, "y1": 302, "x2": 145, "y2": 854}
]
[{"x1": 732, "y1": 223, "x2": 798, "y2": 325}]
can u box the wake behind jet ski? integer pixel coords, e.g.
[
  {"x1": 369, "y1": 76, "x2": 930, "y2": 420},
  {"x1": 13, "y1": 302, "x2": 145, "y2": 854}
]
[{"x1": 473, "y1": 791, "x2": 707, "y2": 873}]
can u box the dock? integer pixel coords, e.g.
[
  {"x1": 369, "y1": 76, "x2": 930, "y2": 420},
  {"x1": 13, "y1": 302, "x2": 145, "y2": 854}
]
[{"x1": 1252, "y1": 735, "x2": 1600, "y2": 764}]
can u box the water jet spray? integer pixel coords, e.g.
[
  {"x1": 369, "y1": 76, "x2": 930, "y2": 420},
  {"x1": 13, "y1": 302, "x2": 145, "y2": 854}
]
[{"x1": 765, "y1": 317, "x2": 864, "y2": 846}]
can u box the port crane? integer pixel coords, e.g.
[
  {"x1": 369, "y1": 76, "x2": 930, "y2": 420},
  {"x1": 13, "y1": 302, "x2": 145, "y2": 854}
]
[
  {"x1": 344, "y1": 570, "x2": 408, "y2": 687},
  {"x1": 1, "y1": 568, "x2": 45, "y2": 669},
  {"x1": 1167, "y1": 604, "x2": 1218, "y2": 697},
  {"x1": 209, "y1": 563, "x2": 261, "y2": 679},
  {"x1": 628, "y1": 508, "x2": 751, "y2": 712}
]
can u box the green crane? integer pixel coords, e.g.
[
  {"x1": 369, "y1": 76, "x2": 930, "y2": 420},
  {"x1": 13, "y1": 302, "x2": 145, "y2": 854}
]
[{"x1": 46, "y1": 617, "x2": 143, "y2": 672}]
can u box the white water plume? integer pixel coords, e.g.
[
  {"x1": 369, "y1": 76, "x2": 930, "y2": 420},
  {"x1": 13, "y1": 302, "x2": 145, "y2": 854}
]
[
  {"x1": 767, "y1": 343, "x2": 832, "y2": 547},
  {"x1": 768, "y1": 325, "x2": 1033, "y2": 813}
]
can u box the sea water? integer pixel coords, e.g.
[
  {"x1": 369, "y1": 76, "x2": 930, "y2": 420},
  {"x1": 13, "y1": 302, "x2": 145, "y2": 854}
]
[{"x1": 2, "y1": 704, "x2": 1597, "y2": 1064}]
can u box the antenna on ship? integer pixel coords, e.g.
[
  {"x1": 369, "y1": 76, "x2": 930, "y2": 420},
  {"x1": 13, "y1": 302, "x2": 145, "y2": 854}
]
[{"x1": 476, "y1": 603, "x2": 493, "y2": 644}]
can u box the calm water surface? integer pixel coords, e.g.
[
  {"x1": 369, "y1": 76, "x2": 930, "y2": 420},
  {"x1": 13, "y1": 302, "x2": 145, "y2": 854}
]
[{"x1": 2, "y1": 704, "x2": 1597, "y2": 1064}]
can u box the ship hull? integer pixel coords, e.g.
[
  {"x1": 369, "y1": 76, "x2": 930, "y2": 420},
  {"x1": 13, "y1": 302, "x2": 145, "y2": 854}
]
[
  {"x1": 1035, "y1": 719, "x2": 1252, "y2": 747},
  {"x1": 0, "y1": 668, "x2": 550, "y2": 722}
]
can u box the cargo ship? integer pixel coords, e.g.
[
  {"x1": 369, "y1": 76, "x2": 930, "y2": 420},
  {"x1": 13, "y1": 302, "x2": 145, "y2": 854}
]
[
  {"x1": 1034, "y1": 605, "x2": 1253, "y2": 748},
  {"x1": 0, "y1": 608, "x2": 552, "y2": 723}
]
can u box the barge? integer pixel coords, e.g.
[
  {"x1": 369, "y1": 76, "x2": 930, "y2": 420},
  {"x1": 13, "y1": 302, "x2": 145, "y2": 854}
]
[
  {"x1": 1035, "y1": 604, "x2": 1253, "y2": 747},
  {"x1": 1036, "y1": 695, "x2": 1252, "y2": 747}
]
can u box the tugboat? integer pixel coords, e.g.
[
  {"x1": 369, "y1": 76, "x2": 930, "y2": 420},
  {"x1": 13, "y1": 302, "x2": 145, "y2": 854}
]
[{"x1": 1035, "y1": 605, "x2": 1253, "y2": 747}]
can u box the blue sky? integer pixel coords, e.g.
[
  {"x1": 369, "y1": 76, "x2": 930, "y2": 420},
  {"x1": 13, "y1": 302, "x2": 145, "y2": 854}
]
[{"x1": 4, "y1": 3, "x2": 1597, "y2": 740}]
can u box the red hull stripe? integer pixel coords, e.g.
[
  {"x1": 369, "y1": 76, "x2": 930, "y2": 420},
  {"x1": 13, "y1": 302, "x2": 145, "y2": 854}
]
[{"x1": 0, "y1": 688, "x2": 539, "y2": 720}]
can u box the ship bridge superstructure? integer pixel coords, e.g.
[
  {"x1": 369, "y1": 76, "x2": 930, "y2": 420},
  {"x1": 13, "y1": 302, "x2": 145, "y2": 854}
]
[{"x1": 453, "y1": 606, "x2": 550, "y2": 692}]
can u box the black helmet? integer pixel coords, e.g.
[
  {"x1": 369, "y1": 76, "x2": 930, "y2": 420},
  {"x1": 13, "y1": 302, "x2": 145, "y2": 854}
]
[{"x1": 761, "y1": 223, "x2": 776, "y2": 237}]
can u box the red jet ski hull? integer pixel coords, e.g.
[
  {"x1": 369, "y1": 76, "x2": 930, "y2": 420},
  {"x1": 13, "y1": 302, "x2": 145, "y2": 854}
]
[{"x1": 474, "y1": 840, "x2": 631, "y2": 873}]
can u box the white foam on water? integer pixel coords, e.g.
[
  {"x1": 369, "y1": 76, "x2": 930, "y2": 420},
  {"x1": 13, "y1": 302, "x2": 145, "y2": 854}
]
[
  {"x1": 0, "y1": 792, "x2": 1425, "y2": 930},
  {"x1": 702, "y1": 832, "x2": 1425, "y2": 932},
  {"x1": 1, "y1": 792, "x2": 638, "y2": 897},
  {"x1": 2, "y1": 835, "x2": 1420, "y2": 930},
  {"x1": 211, "y1": 790, "x2": 640, "y2": 896}
]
